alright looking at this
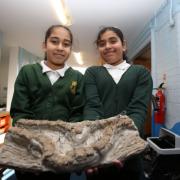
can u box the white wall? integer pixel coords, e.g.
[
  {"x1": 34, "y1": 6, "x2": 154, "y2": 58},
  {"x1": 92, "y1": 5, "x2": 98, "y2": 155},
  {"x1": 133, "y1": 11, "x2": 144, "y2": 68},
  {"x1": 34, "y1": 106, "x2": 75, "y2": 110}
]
[
  {"x1": 129, "y1": 0, "x2": 180, "y2": 130},
  {"x1": 0, "y1": 31, "x2": 9, "y2": 106},
  {"x1": 6, "y1": 47, "x2": 41, "y2": 111},
  {"x1": 152, "y1": 0, "x2": 180, "y2": 129},
  {"x1": 0, "y1": 47, "x2": 9, "y2": 105},
  {"x1": 6, "y1": 47, "x2": 19, "y2": 111},
  {"x1": 0, "y1": 31, "x2": 3, "y2": 48}
]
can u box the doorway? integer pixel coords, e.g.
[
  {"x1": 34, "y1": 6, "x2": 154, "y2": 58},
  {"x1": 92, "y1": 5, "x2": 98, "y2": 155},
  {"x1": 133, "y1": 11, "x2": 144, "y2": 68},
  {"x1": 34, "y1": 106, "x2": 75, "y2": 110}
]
[{"x1": 133, "y1": 44, "x2": 151, "y2": 137}]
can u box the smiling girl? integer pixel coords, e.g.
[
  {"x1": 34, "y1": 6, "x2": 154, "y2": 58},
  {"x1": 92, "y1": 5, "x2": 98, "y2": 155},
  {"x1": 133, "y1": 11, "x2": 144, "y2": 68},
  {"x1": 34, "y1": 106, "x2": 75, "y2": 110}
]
[
  {"x1": 84, "y1": 26, "x2": 153, "y2": 180},
  {"x1": 11, "y1": 25, "x2": 84, "y2": 124},
  {"x1": 10, "y1": 25, "x2": 85, "y2": 179}
]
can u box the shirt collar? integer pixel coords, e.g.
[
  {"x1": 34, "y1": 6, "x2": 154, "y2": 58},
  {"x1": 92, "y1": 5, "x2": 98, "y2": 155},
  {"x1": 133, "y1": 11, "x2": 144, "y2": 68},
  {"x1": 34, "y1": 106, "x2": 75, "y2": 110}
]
[
  {"x1": 103, "y1": 60, "x2": 130, "y2": 70},
  {"x1": 40, "y1": 60, "x2": 69, "y2": 77}
]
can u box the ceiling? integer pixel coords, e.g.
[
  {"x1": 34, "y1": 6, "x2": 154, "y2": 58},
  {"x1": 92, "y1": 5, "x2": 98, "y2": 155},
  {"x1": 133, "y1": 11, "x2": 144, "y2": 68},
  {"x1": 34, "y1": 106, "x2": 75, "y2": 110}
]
[{"x1": 0, "y1": 0, "x2": 165, "y2": 67}]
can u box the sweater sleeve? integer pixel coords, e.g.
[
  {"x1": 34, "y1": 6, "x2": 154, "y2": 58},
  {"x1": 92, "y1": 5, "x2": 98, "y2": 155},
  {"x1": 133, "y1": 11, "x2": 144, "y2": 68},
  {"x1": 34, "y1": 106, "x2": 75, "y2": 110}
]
[
  {"x1": 10, "y1": 66, "x2": 35, "y2": 125},
  {"x1": 126, "y1": 67, "x2": 153, "y2": 134},
  {"x1": 83, "y1": 67, "x2": 104, "y2": 120}
]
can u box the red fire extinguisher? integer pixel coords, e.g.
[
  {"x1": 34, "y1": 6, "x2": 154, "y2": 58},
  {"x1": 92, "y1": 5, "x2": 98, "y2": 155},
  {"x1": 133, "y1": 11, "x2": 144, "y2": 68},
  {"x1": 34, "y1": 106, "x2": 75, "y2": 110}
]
[{"x1": 154, "y1": 83, "x2": 166, "y2": 124}]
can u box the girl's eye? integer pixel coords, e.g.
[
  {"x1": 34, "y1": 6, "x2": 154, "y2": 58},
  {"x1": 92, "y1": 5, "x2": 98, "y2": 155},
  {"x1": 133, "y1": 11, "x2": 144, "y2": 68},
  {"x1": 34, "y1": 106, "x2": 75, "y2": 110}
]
[
  {"x1": 109, "y1": 38, "x2": 118, "y2": 44},
  {"x1": 63, "y1": 42, "x2": 71, "y2": 47},
  {"x1": 110, "y1": 40, "x2": 117, "y2": 44},
  {"x1": 97, "y1": 38, "x2": 118, "y2": 47},
  {"x1": 51, "y1": 39, "x2": 59, "y2": 45},
  {"x1": 98, "y1": 41, "x2": 106, "y2": 47}
]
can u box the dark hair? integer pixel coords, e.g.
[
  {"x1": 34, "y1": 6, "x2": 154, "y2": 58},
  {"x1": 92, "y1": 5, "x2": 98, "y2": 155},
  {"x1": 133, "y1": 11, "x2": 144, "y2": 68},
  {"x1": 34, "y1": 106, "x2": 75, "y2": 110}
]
[
  {"x1": 96, "y1": 26, "x2": 128, "y2": 61},
  {"x1": 44, "y1": 25, "x2": 73, "y2": 60}
]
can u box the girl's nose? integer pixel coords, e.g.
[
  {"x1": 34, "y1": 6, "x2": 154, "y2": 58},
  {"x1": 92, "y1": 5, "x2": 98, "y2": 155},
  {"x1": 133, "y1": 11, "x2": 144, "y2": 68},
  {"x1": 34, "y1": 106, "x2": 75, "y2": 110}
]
[
  {"x1": 105, "y1": 42, "x2": 111, "y2": 48},
  {"x1": 57, "y1": 43, "x2": 64, "y2": 50}
]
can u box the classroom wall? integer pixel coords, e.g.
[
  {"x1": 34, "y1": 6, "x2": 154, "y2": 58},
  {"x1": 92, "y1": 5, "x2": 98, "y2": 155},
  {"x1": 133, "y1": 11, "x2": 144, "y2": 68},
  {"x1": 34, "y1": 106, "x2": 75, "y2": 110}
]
[
  {"x1": 0, "y1": 47, "x2": 9, "y2": 106},
  {"x1": 0, "y1": 31, "x2": 9, "y2": 107},
  {"x1": 6, "y1": 47, "x2": 19, "y2": 111},
  {"x1": 6, "y1": 47, "x2": 41, "y2": 111},
  {"x1": 128, "y1": 0, "x2": 180, "y2": 133}
]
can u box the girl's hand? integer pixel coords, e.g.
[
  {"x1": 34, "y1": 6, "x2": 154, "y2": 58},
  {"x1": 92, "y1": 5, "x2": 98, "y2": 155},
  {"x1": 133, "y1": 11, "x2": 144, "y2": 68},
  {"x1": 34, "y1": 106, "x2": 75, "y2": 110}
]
[{"x1": 85, "y1": 160, "x2": 123, "y2": 175}]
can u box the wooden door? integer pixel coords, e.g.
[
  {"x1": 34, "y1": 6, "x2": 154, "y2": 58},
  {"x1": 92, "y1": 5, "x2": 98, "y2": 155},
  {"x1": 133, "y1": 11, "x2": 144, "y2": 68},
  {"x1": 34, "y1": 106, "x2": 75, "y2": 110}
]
[{"x1": 133, "y1": 45, "x2": 151, "y2": 137}]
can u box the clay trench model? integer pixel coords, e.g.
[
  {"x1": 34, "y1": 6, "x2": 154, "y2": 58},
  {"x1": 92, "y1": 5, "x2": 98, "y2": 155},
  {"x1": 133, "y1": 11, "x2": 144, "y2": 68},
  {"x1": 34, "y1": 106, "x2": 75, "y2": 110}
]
[{"x1": 0, "y1": 115, "x2": 147, "y2": 173}]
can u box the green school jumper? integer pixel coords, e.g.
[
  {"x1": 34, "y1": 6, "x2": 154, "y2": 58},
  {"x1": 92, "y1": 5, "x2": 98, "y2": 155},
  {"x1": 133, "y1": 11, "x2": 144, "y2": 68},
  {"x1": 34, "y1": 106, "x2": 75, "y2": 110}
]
[
  {"x1": 84, "y1": 64, "x2": 153, "y2": 134},
  {"x1": 83, "y1": 65, "x2": 153, "y2": 180},
  {"x1": 10, "y1": 63, "x2": 84, "y2": 125}
]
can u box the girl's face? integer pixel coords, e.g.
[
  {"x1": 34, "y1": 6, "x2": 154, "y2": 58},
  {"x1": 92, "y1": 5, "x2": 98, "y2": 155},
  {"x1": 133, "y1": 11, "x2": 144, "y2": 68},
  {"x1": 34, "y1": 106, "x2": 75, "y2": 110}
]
[
  {"x1": 43, "y1": 27, "x2": 72, "y2": 69},
  {"x1": 97, "y1": 30, "x2": 126, "y2": 65}
]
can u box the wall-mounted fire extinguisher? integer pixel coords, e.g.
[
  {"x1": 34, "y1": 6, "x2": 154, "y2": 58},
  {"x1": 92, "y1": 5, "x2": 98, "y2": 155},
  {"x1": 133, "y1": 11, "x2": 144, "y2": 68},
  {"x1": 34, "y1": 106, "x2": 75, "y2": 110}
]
[{"x1": 154, "y1": 83, "x2": 166, "y2": 124}]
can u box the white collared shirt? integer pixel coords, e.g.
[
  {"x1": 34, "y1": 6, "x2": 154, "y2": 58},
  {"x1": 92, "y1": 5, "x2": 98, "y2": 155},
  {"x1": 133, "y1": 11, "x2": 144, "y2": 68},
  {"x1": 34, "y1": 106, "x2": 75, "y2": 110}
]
[
  {"x1": 40, "y1": 60, "x2": 69, "y2": 85},
  {"x1": 103, "y1": 61, "x2": 131, "y2": 84}
]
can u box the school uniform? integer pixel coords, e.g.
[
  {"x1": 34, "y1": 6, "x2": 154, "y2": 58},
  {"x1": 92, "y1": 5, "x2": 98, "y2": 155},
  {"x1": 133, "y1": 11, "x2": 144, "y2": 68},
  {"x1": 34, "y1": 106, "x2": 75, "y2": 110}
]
[
  {"x1": 83, "y1": 62, "x2": 153, "y2": 180},
  {"x1": 10, "y1": 61, "x2": 85, "y2": 180},
  {"x1": 84, "y1": 62, "x2": 152, "y2": 134},
  {"x1": 11, "y1": 61, "x2": 84, "y2": 124}
]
